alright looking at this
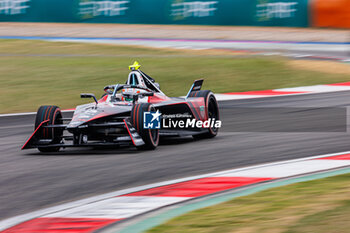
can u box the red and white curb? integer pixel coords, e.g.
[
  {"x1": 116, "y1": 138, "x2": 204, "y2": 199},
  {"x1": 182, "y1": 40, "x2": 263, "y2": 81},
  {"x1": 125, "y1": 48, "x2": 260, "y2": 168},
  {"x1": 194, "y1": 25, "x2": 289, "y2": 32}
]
[
  {"x1": 0, "y1": 109, "x2": 75, "y2": 117},
  {"x1": 215, "y1": 81, "x2": 350, "y2": 101},
  {"x1": 1, "y1": 151, "x2": 350, "y2": 232},
  {"x1": 1, "y1": 81, "x2": 350, "y2": 117}
]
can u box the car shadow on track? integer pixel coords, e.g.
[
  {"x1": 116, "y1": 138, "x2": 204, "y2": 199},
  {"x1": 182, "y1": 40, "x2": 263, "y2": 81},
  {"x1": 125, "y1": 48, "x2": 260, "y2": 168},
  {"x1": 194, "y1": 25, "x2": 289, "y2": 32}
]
[{"x1": 22, "y1": 136, "x2": 196, "y2": 156}]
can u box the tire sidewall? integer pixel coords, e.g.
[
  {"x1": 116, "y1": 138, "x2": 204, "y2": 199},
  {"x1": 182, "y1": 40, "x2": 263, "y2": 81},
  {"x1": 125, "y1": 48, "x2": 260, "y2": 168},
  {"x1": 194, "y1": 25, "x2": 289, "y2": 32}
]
[
  {"x1": 206, "y1": 92, "x2": 219, "y2": 136},
  {"x1": 35, "y1": 105, "x2": 63, "y2": 152},
  {"x1": 191, "y1": 90, "x2": 219, "y2": 137}
]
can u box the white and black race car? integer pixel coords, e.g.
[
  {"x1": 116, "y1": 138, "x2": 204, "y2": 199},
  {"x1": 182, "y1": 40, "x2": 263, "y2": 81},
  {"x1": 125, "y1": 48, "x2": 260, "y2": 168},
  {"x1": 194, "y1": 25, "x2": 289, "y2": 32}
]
[{"x1": 22, "y1": 62, "x2": 220, "y2": 152}]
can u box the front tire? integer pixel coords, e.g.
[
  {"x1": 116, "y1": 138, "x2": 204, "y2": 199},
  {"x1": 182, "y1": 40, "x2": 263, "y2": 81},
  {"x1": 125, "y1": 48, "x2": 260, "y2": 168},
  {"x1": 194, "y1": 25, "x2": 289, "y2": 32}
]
[
  {"x1": 35, "y1": 105, "x2": 63, "y2": 152},
  {"x1": 131, "y1": 103, "x2": 159, "y2": 150}
]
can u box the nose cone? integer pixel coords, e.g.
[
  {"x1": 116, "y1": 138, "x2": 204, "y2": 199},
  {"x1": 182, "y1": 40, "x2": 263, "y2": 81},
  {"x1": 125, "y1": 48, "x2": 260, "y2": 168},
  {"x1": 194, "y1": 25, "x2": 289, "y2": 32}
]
[
  {"x1": 67, "y1": 105, "x2": 104, "y2": 128},
  {"x1": 67, "y1": 103, "x2": 132, "y2": 129}
]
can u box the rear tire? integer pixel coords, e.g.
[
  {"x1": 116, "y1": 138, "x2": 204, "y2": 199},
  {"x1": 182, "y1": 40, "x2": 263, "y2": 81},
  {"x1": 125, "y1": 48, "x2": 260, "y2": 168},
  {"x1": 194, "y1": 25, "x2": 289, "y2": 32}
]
[
  {"x1": 131, "y1": 103, "x2": 159, "y2": 150},
  {"x1": 35, "y1": 105, "x2": 63, "y2": 152},
  {"x1": 190, "y1": 90, "x2": 220, "y2": 139}
]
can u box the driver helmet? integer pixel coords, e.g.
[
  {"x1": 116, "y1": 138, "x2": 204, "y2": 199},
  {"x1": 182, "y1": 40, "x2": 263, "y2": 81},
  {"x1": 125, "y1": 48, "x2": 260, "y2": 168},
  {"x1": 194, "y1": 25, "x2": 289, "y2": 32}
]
[{"x1": 122, "y1": 71, "x2": 149, "y2": 102}]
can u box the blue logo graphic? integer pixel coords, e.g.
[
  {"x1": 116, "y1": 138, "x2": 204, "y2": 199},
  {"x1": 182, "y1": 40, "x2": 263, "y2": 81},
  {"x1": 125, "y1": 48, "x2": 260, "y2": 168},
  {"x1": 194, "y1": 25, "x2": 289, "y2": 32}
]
[{"x1": 144, "y1": 110, "x2": 161, "y2": 129}]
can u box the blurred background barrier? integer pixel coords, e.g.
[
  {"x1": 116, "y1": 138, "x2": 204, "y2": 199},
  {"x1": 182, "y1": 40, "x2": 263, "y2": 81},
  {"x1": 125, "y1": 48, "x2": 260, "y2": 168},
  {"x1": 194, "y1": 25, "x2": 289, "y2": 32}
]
[
  {"x1": 311, "y1": 0, "x2": 350, "y2": 28},
  {"x1": 0, "y1": 0, "x2": 309, "y2": 27},
  {"x1": 0, "y1": 0, "x2": 348, "y2": 28}
]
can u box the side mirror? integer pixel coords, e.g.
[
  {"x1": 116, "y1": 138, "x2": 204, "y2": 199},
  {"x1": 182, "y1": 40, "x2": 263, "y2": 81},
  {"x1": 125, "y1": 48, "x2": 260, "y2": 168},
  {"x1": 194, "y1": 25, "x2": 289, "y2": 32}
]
[
  {"x1": 154, "y1": 82, "x2": 160, "y2": 89},
  {"x1": 103, "y1": 85, "x2": 115, "y2": 94},
  {"x1": 81, "y1": 93, "x2": 98, "y2": 105}
]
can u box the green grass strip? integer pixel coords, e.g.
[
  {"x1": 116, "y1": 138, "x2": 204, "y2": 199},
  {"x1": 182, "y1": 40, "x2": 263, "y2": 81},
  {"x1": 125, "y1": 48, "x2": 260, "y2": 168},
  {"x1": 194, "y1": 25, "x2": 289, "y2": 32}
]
[{"x1": 1, "y1": 39, "x2": 349, "y2": 113}]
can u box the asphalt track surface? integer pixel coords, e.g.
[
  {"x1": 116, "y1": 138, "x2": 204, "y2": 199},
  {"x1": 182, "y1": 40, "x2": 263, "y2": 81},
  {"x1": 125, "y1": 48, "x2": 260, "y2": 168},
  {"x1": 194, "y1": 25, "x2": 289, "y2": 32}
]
[{"x1": 1, "y1": 91, "x2": 350, "y2": 221}]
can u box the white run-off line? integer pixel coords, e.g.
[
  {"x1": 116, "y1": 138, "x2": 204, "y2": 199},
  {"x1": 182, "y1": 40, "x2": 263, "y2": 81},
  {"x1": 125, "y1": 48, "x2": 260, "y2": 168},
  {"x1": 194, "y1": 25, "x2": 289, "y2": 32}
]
[
  {"x1": 1, "y1": 151, "x2": 350, "y2": 232},
  {"x1": 0, "y1": 109, "x2": 74, "y2": 117},
  {"x1": 49, "y1": 38, "x2": 348, "y2": 54},
  {"x1": 2, "y1": 83, "x2": 350, "y2": 117},
  {"x1": 213, "y1": 84, "x2": 350, "y2": 101}
]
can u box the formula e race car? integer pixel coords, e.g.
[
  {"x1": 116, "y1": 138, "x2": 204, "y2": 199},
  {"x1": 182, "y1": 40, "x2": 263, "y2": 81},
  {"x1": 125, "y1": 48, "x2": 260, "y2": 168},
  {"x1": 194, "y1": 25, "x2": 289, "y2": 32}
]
[{"x1": 22, "y1": 61, "x2": 220, "y2": 152}]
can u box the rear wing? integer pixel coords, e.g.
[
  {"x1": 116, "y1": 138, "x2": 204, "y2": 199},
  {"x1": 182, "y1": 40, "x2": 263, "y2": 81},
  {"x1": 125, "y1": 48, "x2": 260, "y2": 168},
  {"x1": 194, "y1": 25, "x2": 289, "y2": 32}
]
[{"x1": 185, "y1": 79, "x2": 204, "y2": 99}]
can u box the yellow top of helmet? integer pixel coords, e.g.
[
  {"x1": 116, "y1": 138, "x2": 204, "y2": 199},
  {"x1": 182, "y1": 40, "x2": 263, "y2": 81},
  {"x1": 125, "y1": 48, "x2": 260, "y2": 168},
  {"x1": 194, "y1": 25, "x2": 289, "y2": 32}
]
[{"x1": 129, "y1": 61, "x2": 141, "y2": 71}]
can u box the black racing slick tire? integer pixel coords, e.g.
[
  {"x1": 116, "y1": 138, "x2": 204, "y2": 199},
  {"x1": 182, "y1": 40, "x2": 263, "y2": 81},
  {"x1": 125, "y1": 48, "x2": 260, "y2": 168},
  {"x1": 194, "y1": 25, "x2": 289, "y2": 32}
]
[
  {"x1": 35, "y1": 105, "x2": 63, "y2": 152},
  {"x1": 131, "y1": 103, "x2": 159, "y2": 150},
  {"x1": 190, "y1": 90, "x2": 220, "y2": 139}
]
